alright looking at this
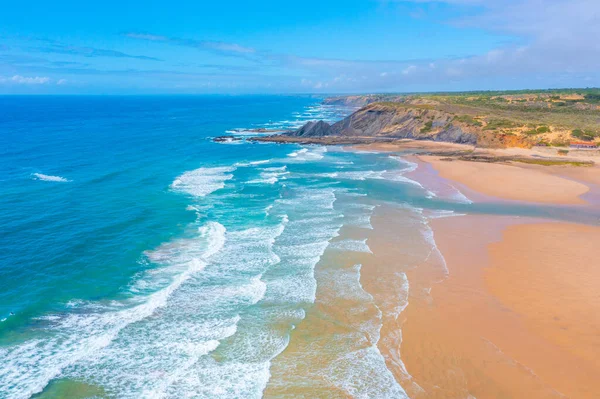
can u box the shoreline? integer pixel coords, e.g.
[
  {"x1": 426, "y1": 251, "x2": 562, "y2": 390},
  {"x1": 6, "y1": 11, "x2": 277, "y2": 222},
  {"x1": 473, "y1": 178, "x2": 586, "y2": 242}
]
[
  {"x1": 418, "y1": 155, "x2": 593, "y2": 205},
  {"x1": 337, "y1": 140, "x2": 600, "y2": 396},
  {"x1": 343, "y1": 138, "x2": 600, "y2": 206}
]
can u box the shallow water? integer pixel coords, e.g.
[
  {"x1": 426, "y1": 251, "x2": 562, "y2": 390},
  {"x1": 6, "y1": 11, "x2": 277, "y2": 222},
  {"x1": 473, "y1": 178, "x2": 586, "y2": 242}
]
[{"x1": 1, "y1": 96, "x2": 596, "y2": 398}]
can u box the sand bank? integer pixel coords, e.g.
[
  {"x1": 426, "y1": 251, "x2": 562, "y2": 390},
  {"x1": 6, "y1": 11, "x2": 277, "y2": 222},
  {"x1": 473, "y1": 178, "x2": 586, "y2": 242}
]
[
  {"x1": 420, "y1": 155, "x2": 591, "y2": 204},
  {"x1": 398, "y1": 215, "x2": 600, "y2": 398},
  {"x1": 351, "y1": 140, "x2": 474, "y2": 154}
]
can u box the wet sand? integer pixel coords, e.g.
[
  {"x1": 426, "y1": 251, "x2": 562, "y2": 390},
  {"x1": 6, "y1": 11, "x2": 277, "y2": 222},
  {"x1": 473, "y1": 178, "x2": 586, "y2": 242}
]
[
  {"x1": 264, "y1": 207, "x2": 442, "y2": 398},
  {"x1": 399, "y1": 216, "x2": 600, "y2": 398},
  {"x1": 399, "y1": 154, "x2": 600, "y2": 397},
  {"x1": 264, "y1": 146, "x2": 600, "y2": 398}
]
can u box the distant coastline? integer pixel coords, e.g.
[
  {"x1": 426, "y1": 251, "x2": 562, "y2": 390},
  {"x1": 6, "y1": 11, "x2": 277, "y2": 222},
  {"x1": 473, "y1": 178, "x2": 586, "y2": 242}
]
[{"x1": 248, "y1": 89, "x2": 600, "y2": 159}]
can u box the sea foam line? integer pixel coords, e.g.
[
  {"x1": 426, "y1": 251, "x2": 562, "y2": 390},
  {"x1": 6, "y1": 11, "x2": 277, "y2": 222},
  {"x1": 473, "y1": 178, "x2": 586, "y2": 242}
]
[
  {"x1": 0, "y1": 222, "x2": 226, "y2": 399},
  {"x1": 31, "y1": 173, "x2": 71, "y2": 182},
  {"x1": 317, "y1": 264, "x2": 409, "y2": 398},
  {"x1": 171, "y1": 166, "x2": 235, "y2": 197}
]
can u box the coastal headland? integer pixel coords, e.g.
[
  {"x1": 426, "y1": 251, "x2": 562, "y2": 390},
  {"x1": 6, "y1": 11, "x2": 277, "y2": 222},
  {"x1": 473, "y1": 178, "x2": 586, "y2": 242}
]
[{"x1": 256, "y1": 91, "x2": 600, "y2": 398}]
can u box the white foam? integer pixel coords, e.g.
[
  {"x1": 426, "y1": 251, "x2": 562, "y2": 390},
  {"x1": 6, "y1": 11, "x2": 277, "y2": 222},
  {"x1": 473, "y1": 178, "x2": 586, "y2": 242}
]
[
  {"x1": 287, "y1": 148, "x2": 308, "y2": 158},
  {"x1": 446, "y1": 185, "x2": 473, "y2": 204},
  {"x1": 310, "y1": 263, "x2": 409, "y2": 398},
  {"x1": 216, "y1": 137, "x2": 244, "y2": 145},
  {"x1": 171, "y1": 167, "x2": 235, "y2": 197},
  {"x1": 261, "y1": 166, "x2": 286, "y2": 172},
  {"x1": 390, "y1": 156, "x2": 472, "y2": 203},
  {"x1": 316, "y1": 170, "x2": 387, "y2": 181},
  {"x1": 0, "y1": 222, "x2": 227, "y2": 399},
  {"x1": 235, "y1": 160, "x2": 270, "y2": 167},
  {"x1": 421, "y1": 222, "x2": 450, "y2": 279},
  {"x1": 246, "y1": 166, "x2": 289, "y2": 185},
  {"x1": 390, "y1": 156, "x2": 418, "y2": 173},
  {"x1": 426, "y1": 209, "x2": 467, "y2": 219},
  {"x1": 350, "y1": 213, "x2": 373, "y2": 230},
  {"x1": 32, "y1": 173, "x2": 70, "y2": 182},
  {"x1": 330, "y1": 239, "x2": 373, "y2": 254},
  {"x1": 287, "y1": 146, "x2": 327, "y2": 161},
  {"x1": 325, "y1": 345, "x2": 409, "y2": 399}
]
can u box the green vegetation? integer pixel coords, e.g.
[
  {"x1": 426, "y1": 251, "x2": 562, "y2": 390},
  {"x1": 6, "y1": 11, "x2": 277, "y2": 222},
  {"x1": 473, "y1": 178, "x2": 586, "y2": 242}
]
[
  {"x1": 551, "y1": 139, "x2": 570, "y2": 147},
  {"x1": 483, "y1": 119, "x2": 518, "y2": 130},
  {"x1": 354, "y1": 89, "x2": 600, "y2": 148},
  {"x1": 426, "y1": 88, "x2": 600, "y2": 133},
  {"x1": 513, "y1": 159, "x2": 592, "y2": 167},
  {"x1": 584, "y1": 93, "x2": 600, "y2": 102},
  {"x1": 420, "y1": 121, "x2": 433, "y2": 133},
  {"x1": 536, "y1": 126, "x2": 550, "y2": 133},
  {"x1": 456, "y1": 154, "x2": 593, "y2": 166},
  {"x1": 524, "y1": 125, "x2": 551, "y2": 135},
  {"x1": 453, "y1": 115, "x2": 482, "y2": 126},
  {"x1": 571, "y1": 129, "x2": 598, "y2": 141}
]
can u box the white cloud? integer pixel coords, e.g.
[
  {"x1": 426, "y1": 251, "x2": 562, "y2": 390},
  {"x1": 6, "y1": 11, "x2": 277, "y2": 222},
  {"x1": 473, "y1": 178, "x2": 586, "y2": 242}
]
[
  {"x1": 402, "y1": 65, "x2": 417, "y2": 75},
  {"x1": 290, "y1": 0, "x2": 600, "y2": 91},
  {"x1": 125, "y1": 32, "x2": 256, "y2": 56},
  {"x1": 0, "y1": 75, "x2": 69, "y2": 86},
  {"x1": 0, "y1": 75, "x2": 51, "y2": 85}
]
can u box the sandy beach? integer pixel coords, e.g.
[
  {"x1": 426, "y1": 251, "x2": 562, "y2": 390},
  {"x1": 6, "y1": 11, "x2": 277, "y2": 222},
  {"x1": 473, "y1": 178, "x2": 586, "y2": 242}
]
[
  {"x1": 398, "y1": 216, "x2": 600, "y2": 398},
  {"x1": 351, "y1": 140, "x2": 475, "y2": 154},
  {"x1": 393, "y1": 150, "x2": 600, "y2": 397},
  {"x1": 340, "y1": 142, "x2": 600, "y2": 397},
  {"x1": 420, "y1": 155, "x2": 592, "y2": 204}
]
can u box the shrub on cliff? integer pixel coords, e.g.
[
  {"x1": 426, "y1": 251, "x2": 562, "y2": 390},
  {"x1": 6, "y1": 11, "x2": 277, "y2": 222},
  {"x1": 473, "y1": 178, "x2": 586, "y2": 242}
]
[
  {"x1": 571, "y1": 129, "x2": 596, "y2": 141},
  {"x1": 536, "y1": 126, "x2": 550, "y2": 133},
  {"x1": 420, "y1": 121, "x2": 433, "y2": 133}
]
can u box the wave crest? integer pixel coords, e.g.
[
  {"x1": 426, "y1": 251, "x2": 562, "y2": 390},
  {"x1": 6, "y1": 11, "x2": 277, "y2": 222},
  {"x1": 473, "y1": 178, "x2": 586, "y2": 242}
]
[{"x1": 32, "y1": 173, "x2": 71, "y2": 182}]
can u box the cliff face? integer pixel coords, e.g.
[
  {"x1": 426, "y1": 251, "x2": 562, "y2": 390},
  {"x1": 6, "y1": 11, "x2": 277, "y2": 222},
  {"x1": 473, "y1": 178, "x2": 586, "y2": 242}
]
[
  {"x1": 290, "y1": 102, "x2": 478, "y2": 145},
  {"x1": 294, "y1": 120, "x2": 332, "y2": 137},
  {"x1": 289, "y1": 90, "x2": 600, "y2": 148}
]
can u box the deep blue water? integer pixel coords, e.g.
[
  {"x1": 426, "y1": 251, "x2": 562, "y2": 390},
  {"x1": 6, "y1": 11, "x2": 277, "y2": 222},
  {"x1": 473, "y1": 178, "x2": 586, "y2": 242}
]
[
  {"x1": 2, "y1": 95, "x2": 411, "y2": 398},
  {"x1": 1, "y1": 96, "x2": 319, "y2": 321}
]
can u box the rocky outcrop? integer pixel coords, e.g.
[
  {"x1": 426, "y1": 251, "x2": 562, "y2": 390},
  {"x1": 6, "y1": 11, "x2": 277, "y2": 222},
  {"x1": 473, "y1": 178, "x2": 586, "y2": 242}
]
[
  {"x1": 293, "y1": 120, "x2": 333, "y2": 137},
  {"x1": 288, "y1": 102, "x2": 478, "y2": 145},
  {"x1": 213, "y1": 135, "x2": 242, "y2": 142},
  {"x1": 432, "y1": 125, "x2": 477, "y2": 144}
]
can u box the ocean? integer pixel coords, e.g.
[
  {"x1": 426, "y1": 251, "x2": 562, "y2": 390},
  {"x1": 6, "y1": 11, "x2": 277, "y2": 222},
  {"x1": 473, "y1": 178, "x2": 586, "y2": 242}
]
[{"x1": 0, "y1": 95, "x2": 595, "y2": 399}]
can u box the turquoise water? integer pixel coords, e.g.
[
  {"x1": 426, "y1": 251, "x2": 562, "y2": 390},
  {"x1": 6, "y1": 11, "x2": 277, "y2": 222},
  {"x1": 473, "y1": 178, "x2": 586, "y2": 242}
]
[{"x1": 1, "y1": 96, "x2": 597, "y2": 398}]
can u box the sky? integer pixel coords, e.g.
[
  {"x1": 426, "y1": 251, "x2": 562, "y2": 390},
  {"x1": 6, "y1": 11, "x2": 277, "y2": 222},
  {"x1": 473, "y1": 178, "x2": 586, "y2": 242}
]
[{"x1": 0, "y1": 0, "x2": 599, "y2": 94}]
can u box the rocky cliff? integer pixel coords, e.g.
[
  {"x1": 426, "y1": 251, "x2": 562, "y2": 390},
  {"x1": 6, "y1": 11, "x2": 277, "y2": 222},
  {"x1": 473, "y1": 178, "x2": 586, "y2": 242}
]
[
  {"x1": 288, "y1": 102, "x2": 479, "y2": 145},
  {"x1": 294, "y1": 120, "x2": 332, "y2": 137}
]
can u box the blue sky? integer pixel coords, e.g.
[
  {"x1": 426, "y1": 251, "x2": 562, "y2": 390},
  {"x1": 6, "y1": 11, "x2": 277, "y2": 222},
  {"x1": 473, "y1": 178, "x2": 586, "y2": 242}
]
[{"x1": 0, "y1": 0, "x2": 598, "y2": 94}]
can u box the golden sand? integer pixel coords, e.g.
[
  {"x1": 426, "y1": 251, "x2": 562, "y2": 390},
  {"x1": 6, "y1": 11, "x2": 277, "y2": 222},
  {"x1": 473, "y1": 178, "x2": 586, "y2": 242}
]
[
  {"x1": 351, "y1": 141, "x2": 474, "y2": 154},
  {"x1": 264, "y1": 147, "x2": 600, "y2": 398},
  {"x1": 399, "y1": 216, "x2": 600, "y2": 398},
  {"x1": 421, "y1": 155, "x2": 590, "y2": 204}
]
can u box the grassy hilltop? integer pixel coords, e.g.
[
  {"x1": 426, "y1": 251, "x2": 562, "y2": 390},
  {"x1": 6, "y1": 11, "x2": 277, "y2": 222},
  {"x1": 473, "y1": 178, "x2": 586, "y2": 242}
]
[{"x1": 322, "y1": 89, "x2": 600, "y2": 148}]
